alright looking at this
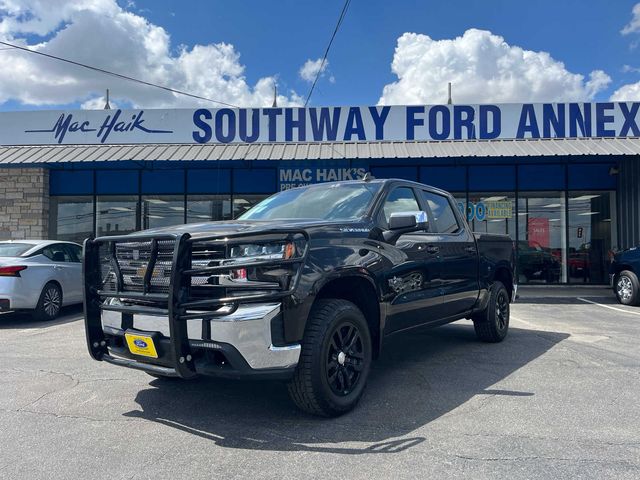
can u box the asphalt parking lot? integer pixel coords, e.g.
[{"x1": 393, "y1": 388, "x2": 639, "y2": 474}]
[{"x1": 1, "y1": 287, "x2": 639, "y2": 480}]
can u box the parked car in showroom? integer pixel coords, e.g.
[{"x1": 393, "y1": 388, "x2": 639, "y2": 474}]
[
  {"x1": 0, "y1": 240, "x2": 83, "y2": 320},
  {"x1": 610, "y1": 246, "x2": 640, "y2": 306}
]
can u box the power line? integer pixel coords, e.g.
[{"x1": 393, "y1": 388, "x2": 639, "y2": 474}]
[
  {"x1": 304, "y1": 0, "x2": 352, "y2": 107},
  {"x1": 0, "y1": 40, "x2": 239, "y2": 108}
]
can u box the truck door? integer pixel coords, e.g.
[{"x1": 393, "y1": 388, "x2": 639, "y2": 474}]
[
  {"x1": 379, "y1": 186, "x2": 443, "y2": 334},
  {"x1": 420, "y1": 190, "x2": 479, "y2": 316}
]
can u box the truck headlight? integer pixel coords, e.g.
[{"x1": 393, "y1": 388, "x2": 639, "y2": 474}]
[{"x1": 228, "y1": 241, "x2": 299, "y2": 263}]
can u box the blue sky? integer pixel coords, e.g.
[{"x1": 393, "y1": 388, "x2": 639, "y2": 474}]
[
  {"x1": 131, "y1": 0, "x2": 639, "y2": 104},
  {"x1": 0, "y1": 0, "x2": 639, "y2": 110}
]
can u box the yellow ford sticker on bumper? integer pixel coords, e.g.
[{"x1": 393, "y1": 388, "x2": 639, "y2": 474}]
[{"x1": 125, "y1": 333, "x2": 158, "y2": 358}]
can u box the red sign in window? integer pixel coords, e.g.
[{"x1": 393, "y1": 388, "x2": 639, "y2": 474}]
[{"x1": 528, "y1": 218, "x2": 550, "y2": 248}]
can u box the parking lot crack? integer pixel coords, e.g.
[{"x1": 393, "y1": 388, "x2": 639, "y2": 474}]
[
  {"x1": 451, "y1": 454, "x2": 637, "y2": 468},
  {"x1": 3, "y1": 407, "x2": 144, "y2": 423},
  {"x1": 453, "y1": 431, "x2": 640, "y2": 448}
]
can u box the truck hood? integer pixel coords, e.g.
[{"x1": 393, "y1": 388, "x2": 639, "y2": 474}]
[{"x1": 138, "y1": 218, "x2": 365, "y2": 239}]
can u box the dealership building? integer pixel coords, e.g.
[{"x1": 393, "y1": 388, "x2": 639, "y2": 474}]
[{"x1": 0, "y1": 102, "x2": 639, "y2": 285}]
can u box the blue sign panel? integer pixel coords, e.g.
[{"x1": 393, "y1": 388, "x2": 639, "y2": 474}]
[{"x1": 278, "y1": 165, "x2": 367, "y2": 190}]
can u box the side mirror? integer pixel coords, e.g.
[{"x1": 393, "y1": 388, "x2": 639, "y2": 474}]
[{"x1": 384, "y1": 211, "x2": 428, "y2": 244}]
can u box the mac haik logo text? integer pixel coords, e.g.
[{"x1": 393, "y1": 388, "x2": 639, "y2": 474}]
[{"x1": 25, "y1": 110, "x2": 173, "y2": 144}]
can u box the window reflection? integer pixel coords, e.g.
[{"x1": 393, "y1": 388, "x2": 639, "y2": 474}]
[
  {"x1": 97, "y1": 196, "x2": 137, "y2": 236},
  {"x1": 187, "y1": 195, "x2": 232, "y2": 223},
  {"x1": 518, "y1": 193, "x2": 566, "y2": 284},
  {"x1": 233, "y1": 195, "x2": 268, "y2": 219},
  {"x1": 568, "y1": 192, "x2": 615, "y2": 284},
  {"x1": 49, "y1": 196, "x2": 93, "y2": 244},
  {"x1": 382, "y1": 187, "x2": 421, "y2": 223},
  {"x1": 468, "y1": 193, "x2": 516, "y2": 240},
  {"x1": 141, "y1": 196, "x2": 184, "y2": 229}
]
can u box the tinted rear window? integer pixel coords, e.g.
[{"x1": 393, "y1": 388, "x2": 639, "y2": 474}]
[{"x1": 0, "y1": 243, "x2": 33, "y2": 257}]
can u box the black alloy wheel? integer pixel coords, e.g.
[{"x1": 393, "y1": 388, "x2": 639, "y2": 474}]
[
  {"x1": 288, "y1": 299, "x2": 372, "y2": 417},
  {"x1": 325, "y1": 321, "x2": 365, "y2": 397},
  {"x1": 472, "y1": 280, "x2": 510, "y2": 343},
  {"x1": 495, "y1": 289, "x2": 509, "y2": 332}
]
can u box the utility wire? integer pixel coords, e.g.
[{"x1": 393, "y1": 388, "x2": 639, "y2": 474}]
[
  {"x1": 304, "y1": 0, "x2": 351, "y2": 107},
  {"x1": 0, "y1": 40, "x2": 239, "y2": 108}
]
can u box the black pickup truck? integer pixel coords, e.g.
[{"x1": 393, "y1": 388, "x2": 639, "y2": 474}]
[{"x1": 83, "y1": 178, "x2": 516, "y2": 416}]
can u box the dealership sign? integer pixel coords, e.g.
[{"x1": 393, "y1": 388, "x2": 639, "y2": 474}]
[{"x1": 0, "y1": 102, "x2": 638, "y2": 145}]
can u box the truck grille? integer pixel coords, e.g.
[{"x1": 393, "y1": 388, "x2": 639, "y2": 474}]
[
  {"x1": 99, "y1": 240, "x2": 239, "y2": 296},
  {"x1": 99, "y1": 240, "x2": 176, "y2": 293}
]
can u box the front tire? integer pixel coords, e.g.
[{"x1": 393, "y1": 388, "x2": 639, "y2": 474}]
[
  {"x1": 34, "y1": 282, "x2": 63, "y2": 321},
  {"x1": 614, "y1": 270, "x2": 640, "y2": 306},
  {"x1": 472, "y1": 281, "x2": 510, "y2": 343},
  {"x1": 288, "y1": 299, "x2": 372, "y2": 417}
]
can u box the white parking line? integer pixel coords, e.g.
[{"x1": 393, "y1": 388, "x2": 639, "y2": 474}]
[
  {"x1": 510, "y1": 315, "x2": 539, "y2": 328},
  {"x1": 577, "y1": 297, "x2": 640, "y2": 316}
]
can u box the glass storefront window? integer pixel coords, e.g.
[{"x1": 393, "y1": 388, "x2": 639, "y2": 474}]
[
  {"x1": 233, "y1": 195, "x2": 268, "y2": 218},
  {"x1": 141, "y1": 195, "x2": 184, "y2": 229},
  {"x1": 468, "y1": 193, "x2": 516, "y2": 239},
  {"x1": 517, "y1": 193, "x2": 566, "y2": 284},
  {"x1": 568, "y1": 192, "x2": 615, "y2": 284},
  {"x1": 187, "y1": 195, "x2": 232, "y2": 223},
  {"x1": 451, "y1": 193, "x2": 466, "y2": 221},
  {"x1": 49, "y1": 196, "x2": 94, "y2": 244},
  {"x1": 97, "y1": 196, "x2": 138, "y2": 236}
]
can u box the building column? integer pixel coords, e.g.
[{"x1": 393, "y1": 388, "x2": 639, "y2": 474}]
[{"x1": 0, "y1": 167, "x2": 49, "y2": 240}]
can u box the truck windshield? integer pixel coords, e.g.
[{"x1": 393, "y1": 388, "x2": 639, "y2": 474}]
[{"x1": 239, "y1": 183, "x2": 381, "y2": 221}]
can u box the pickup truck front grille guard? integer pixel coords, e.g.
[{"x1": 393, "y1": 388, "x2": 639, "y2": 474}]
[{"x1": 83, "y1": 230, "x2": 309, "y2": 378}]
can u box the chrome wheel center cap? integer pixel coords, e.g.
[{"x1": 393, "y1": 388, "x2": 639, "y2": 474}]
[{"x1": 337, "y1": 351, "x2": 346, "y2": 365}]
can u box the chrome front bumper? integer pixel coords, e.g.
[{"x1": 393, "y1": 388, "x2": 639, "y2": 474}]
[{"x1": 101, "y1": 303, "x2": 301, "y2": 370}]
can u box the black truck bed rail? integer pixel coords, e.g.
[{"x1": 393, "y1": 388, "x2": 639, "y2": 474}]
[{"x1": 83, "y1": 230, "x2": 308, "y2": 378}]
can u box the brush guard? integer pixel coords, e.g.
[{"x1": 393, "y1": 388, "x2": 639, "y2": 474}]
[{"x1": 83, "y1": 230, "x2": 308, "y2": 378}]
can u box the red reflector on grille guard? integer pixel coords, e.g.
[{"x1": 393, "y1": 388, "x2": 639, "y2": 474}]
[{"x1": 231, "y1": 268, "x2": 247, "y2": 282}]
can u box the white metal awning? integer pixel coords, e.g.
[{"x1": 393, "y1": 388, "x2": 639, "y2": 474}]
[{"x1": 0, "y1": 137, "x2": 638, "y2": 165}]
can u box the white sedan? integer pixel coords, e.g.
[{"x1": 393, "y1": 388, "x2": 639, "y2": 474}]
[{"x1": 0, "y1": 240, "x2": 83, "y2": 320}]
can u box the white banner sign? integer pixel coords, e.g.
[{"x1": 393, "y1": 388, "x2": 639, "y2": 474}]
[{"x1": 0, "y1": 102, "x2": 637, "y2": 145}]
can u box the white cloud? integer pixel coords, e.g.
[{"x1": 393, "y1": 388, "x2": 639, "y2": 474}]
[
  {"x1": 0, "y1": 0, "x2": 302, "y2": 108},
  {"x1": 378, "y1": 29, "x2": 611, "y2": 105},
  {"x1": 622, "y1": 64, "x2": 640, "y2": 73},
  {"x1": 299, "y1": 58, "x2": 328, "y2": 83},
  {"x1": 622, "y1": 3, "x2": 640, "y2": 35},
  {"x1": 610, "y1": 82, "x2": 640, "y2": 101}
]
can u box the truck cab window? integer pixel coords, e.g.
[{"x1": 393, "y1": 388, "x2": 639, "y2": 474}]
[
  {"x1": 421, "y1": 191, "x2": 460, "y2": 234},
  {"x1": 382, "y1": 187, "x2": 420, "y2": 225}
]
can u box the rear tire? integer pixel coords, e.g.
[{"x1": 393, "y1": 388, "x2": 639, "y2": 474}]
[
  {"x1": 614, "y1": 270, "x2": 640, "y2": 306},
  {"x1": 33, "y1": 282, "x2": 62, "y2": 321},
  {"x1": 288, "y1": 299, "x2": 372, "y2": 417},
  {"x1": 472, "y1": 281, "x2": 510, "y2": 343}
]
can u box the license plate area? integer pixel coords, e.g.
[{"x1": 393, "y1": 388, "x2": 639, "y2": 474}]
[{"x1": 125, "y1": 331, "x2": 159, "y2": 358}]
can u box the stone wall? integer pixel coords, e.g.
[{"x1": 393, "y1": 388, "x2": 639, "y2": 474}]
[{"x1": 0, "y1": 167, "x2": 49, "y2": 240}]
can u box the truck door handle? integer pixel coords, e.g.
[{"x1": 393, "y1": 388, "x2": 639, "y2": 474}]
[
  {"x1": 426, "y1": 245, "x2": 439, "y2": 254},
  {"x1": 465, "y1": 246, "x2": 476, "y2": 254}
]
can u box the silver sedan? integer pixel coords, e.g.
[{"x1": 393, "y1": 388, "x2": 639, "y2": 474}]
[{"x1": 0, "y1": 240, "x2": 83, "y2": 320}]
